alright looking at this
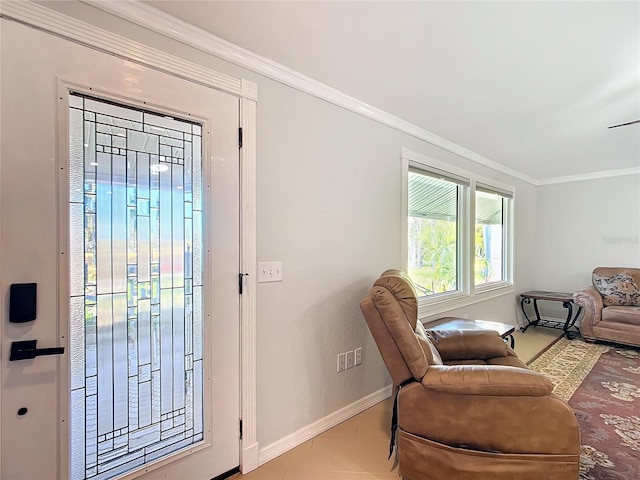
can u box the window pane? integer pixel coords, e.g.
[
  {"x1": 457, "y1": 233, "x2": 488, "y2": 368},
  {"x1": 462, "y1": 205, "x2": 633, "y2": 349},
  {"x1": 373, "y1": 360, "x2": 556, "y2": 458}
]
[
  {"x1": 475, "y1": 190, "x2": 504, "y2": 285},
  {"x1": 407, "y1": 171, "x2": 458, "y2": 296}
]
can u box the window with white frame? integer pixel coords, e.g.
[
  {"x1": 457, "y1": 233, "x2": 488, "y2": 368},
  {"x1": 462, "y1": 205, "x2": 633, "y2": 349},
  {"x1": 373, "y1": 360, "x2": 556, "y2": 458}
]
[
  {"x1": 403, "y1": 148, "x2": 514, "y2": 309},
  {"x1": 474, "y1": 184, "x2": 512, "y2": 286},
  {"x1": 407, "y1": 168, "x2": 466, "y2": 297}
]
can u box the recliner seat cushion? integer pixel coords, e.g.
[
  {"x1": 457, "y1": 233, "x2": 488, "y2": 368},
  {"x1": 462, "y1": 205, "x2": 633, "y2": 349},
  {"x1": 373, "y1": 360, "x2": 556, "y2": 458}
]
[
  {"x1": 601, "y1": 305, "x2": 640, "y2": 325},
  {"x1": 486, "y1": 356, "x2": 528, "y2": 368}
]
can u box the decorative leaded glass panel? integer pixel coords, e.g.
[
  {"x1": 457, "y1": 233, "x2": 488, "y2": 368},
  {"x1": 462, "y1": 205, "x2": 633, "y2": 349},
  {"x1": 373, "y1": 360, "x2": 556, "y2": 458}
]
[{"x1": 69, "y1": 93, "x2": 203, "y2": 480}]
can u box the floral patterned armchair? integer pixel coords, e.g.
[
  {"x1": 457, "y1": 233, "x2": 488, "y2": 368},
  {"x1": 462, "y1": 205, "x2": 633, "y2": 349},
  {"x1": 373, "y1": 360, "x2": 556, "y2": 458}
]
[{"x1": 574, "y1": 267, "x2": 640, "y2": 347}]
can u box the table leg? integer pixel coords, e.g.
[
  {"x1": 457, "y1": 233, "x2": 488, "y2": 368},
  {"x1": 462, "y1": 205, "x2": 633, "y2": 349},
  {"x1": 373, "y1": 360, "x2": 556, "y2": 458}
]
[
  {"x1": 501, "y1": 335, "x2": 516, "y2": 348},
  {"x1": 520, "y1": 297, "x2": 542, "y2": 332},
  {"x1": 532, "y1": 299, "x2": 541, "y2": 324},
  {"x1": 520, "y1": 297, "x2": 534, "y2": 332},
  {"x1": 561, "y1": 302, "x2": 582, "y2": 339}
]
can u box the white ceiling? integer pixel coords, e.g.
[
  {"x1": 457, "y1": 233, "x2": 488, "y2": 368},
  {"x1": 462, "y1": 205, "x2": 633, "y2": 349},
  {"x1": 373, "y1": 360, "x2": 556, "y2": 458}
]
[{"x1": 143, "y1": 0, "x2": 639, "y2": 181}]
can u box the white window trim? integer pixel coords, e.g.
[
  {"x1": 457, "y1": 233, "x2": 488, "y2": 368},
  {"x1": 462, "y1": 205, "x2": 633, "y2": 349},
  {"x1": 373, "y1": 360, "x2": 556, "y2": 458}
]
[{"x1": 401, "y1": 147, "x2": 515, "y2": 320}]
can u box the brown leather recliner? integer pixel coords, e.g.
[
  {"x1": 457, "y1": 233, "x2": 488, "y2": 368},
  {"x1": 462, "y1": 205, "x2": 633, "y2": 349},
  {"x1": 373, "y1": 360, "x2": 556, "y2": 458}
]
[{"x1": 360, "y1": 270, "x2": 580, "y2": 480}]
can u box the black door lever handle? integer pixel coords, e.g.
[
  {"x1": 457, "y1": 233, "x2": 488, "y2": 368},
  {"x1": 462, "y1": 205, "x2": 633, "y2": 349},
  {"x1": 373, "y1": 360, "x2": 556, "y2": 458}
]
[{"x1": 9, "y1": 340, "x2": 65, "y2": 361}]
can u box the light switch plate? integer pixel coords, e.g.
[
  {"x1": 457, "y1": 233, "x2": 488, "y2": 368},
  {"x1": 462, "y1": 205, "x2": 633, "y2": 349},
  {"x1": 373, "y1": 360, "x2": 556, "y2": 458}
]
[
  {"x1": 337, "y1": 353, "x2": 346, "y2": 372},
  {"x1": 354, "y1": 347, "x2": 362, "y2": 366},
  {"x1": 258, "y1": 261, "x2": 283, "y2": 283},
  {"x1": 345, "y1": 350, "x2": 354, "y2": 369}
]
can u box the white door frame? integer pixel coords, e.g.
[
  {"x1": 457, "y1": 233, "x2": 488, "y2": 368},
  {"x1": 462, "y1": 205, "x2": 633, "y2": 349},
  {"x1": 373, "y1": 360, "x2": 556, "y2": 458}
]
[{"x1": 0, "y1": 1, "x2": 260, "y2": 474}]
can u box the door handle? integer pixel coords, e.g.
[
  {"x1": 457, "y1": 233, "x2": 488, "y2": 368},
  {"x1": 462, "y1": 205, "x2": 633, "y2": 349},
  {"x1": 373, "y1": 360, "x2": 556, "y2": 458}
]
[{"x1": 9, "y1": 340, "x2": 65, "y2": 361}]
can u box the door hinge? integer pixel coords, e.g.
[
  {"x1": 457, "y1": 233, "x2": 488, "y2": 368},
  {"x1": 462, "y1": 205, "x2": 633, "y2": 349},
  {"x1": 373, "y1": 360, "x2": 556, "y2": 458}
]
[
  {"x1": 239, "y1": 419, "x2": 243, "y2": 439},
  {"x1": 239, "y1": 273, "x2": 248, "y2": 295},
  {"x1": 239, "y1": 127, "x2": 243, "y2": 149}
]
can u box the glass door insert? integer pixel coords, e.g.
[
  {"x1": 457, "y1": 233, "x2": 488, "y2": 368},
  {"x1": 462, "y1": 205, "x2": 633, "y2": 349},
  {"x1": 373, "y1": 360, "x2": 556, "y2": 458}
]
[{"x1": 68, "y1": 93, "x2": 204, "y2": 480}]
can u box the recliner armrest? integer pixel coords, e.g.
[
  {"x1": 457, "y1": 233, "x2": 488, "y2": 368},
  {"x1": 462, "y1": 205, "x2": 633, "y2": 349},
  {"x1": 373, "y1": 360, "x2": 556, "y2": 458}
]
[
  {"x1": 428, "y1": 329, "x2": 509, "y2": 360},
  {"x1": 421, "y1": 365, "x2": 553, "y2": 396}
]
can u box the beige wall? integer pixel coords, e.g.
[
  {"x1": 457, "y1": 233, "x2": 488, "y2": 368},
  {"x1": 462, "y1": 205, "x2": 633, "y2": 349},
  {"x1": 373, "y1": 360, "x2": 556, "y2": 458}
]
[{"x1": 33, "y1": 0, "x2": 539, "y2": 448}]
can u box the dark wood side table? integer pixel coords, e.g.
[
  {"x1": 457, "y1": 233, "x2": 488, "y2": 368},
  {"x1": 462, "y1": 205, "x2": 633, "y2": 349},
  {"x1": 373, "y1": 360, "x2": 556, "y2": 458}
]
[
  {"x1": 425, "y1": 317, "x2": 516, "y2": 348},
  {"x1": 519, "y1": 290, "x2": 581, "y2": 339}
]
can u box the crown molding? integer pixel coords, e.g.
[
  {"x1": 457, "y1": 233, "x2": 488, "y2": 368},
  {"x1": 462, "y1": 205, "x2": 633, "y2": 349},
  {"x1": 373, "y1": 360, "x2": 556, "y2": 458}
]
[
  {"x1": 83, "y1": 0, "x2": 539, "y2": 186},
  {"x1": 7, "y1": 1, "x2": 630, "y2": 187},
  {"x1": 0, "y1": 0, "x2": 249, "y2": 98},
  {"x1": 537, "y1": 167, "x2": 640, "y2": 186}
]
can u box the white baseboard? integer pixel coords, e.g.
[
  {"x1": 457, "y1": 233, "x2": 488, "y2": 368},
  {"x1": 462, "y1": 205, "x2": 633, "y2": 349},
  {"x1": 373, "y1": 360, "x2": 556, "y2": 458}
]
[{"x1": 257, "y1": 385, "x2": 393, "y2": 466}]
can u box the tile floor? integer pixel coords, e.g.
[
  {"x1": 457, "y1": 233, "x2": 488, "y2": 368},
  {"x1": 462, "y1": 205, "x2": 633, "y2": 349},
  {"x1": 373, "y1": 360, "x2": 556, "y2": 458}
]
[{"x1": 233, "y1": 326, "x2": 562, "y2": 480}]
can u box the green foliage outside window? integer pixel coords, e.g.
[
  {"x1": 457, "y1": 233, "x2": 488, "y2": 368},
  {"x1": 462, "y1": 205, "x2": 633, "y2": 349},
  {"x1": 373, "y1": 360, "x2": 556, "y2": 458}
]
[
  {"x1": 409, "y1": 220, "x2": 501, "y2": 297},
  {"x1": 475, "y1": 225, "x2": 490, "y2": 284},
  {"x1": 408, "y1": 218, "x2": 456, "y2": 295}
]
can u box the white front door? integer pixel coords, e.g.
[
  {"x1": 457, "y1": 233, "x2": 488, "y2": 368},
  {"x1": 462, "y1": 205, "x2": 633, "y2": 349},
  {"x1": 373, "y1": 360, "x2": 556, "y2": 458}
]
[{"x1": 1, "y1": 19, "x2": 240, "y2": 480}]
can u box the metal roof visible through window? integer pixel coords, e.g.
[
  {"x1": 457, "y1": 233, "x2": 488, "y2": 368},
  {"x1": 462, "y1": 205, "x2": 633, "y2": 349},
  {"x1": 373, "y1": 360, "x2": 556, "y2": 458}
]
[{"x1": 409, "y1": 172, "x2": 505, "y2": 224}]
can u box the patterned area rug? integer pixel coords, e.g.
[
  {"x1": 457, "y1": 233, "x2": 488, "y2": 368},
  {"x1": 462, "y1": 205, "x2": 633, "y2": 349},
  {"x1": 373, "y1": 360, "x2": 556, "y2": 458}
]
[{"x1": 529, "y1": 337, "x2": 640, "y2": 479}]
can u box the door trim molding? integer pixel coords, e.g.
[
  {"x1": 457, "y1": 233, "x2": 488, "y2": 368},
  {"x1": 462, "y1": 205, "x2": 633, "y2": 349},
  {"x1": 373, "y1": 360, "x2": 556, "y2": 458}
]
[
  {"x1": 240, "y1": 97, "x2": 258, "y2": 472},
  {"x1": 0, "y1": 1, "x2": 259, "y2": 474}
]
